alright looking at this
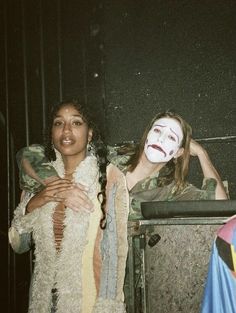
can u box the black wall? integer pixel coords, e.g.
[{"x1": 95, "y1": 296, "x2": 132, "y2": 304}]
[
  {"x1": 1, "y1": 1, "x2": 235, "y2": 312},
  {"x1": 103, "y1": 0, "x2": 236, "y2": 196}
]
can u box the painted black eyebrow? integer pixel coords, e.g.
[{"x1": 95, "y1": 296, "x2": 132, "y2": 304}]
[
  {"x1": 153, "y1": 124, "x2": 179, "y2": 143},
  {"x1": 170, "y1": 127, "x2": 179, "y2": 143}
]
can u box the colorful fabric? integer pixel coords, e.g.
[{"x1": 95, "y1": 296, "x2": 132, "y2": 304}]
[
  {"x1": 93, "y1": 164, "x2": 129, "y2": 312},
  {"x1": 201, "y1": 216, "x2": 236, "y2": 313},
  {"x1": 9, "y1": 145, "x2": 129, "y2": 313}
]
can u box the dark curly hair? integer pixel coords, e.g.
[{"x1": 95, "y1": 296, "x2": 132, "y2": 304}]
[{"x1": 44, "y1": 98, "x2": 108, "y2": 229}]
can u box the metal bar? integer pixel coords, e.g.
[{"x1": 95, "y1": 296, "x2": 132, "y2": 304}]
[
  {"x1": 127, "y1": 235, "x2": 135, "y2": 313},
  {"x1": 57, "y1": 0, "x2": 63, "y2": 101},
  {"x1": 115, "y1": 135, "x2": 236, "y2": 149},
  {"x1": 195, "y1": 135, "x2": 236, "y2": 143},
  {"x1": 21, "y1": 0, "x2": 29, "y2": 145},
  {"x1": 138, "y1": 216, "x2": 226, "y2": 227},
  {"x1": 3, "y1": 2, "x2": 15, "y2": 312},
  {"x1": 140, "y1": 234, "x2": 147, "y2": 313},
  {"x1": 39, "y1": 0, "x2": 46, "y2": 129},
  {"x1": 21, "y1": 0, "x2": 34, "y2": 276},
  {"x1": 82, "y1": 36, "x2": 88, "y2": 105}
]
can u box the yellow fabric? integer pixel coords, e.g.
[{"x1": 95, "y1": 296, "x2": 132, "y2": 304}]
[
  {"x1": 230, "y1": 243, "x2": 236, "y2": 272},
  {"x1": 81, "y1": 197, "x2": 101, "y2": 313}
]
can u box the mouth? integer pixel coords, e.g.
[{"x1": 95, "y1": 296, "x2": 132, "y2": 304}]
[
  {"x1": 148, "y1": 144, "x2": 166, "y2": 157},
  {"x1": 60, "y1": 137, "x2": 75, "y2": 145}
]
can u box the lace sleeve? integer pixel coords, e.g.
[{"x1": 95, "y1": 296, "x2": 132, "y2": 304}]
[
  {"x1": 10, "y1": 192, "x2": 37, "y2": 233},
  {"x1": 9, "y1": 192, "x2": 36, "y2": 253}
]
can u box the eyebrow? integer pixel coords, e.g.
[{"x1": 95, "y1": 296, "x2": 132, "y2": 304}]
[
  {"x1": 154, "y1": 124, "x2": 180, "y2": 143},
  {"x1": 170, "y1": 128, "x2": 179, "y2": 143},
  {"x1": 153, "y1": 123, "x2": 165, "y2": 127},
  {"x1": 54, "y1": 114, "x2": 83, "y2": 118}
]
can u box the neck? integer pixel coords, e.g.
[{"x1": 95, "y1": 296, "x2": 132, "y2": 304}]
[
  {"x1": 62, "y1": 154, "x2": 86, "y2": 178},
  {"x1": 126, "y1": 153, "x2": 166, "y2": 190},
  {"x1": 138, "y1": 153, "x2": 165, "y2": 175}
]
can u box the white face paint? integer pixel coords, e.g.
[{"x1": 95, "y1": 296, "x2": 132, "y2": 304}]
[{"x1": 144, "y1": 117, "x2": 184, "y2": 163}]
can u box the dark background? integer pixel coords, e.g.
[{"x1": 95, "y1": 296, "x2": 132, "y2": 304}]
[{"x1": 1, "y1": 0, "x2": 235, "y2": 312}]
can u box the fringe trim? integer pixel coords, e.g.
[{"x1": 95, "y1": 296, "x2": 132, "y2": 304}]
[{"x1": 19, "y1": 153, "x2": 100, "y2": 313}]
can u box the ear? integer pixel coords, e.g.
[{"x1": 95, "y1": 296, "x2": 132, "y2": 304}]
[
  {"x1": 88, "y1": 128, "x2": 93, "y2": 143},
  {"x1": 174, "y1": 147, "x2": 184, "y2": 159}
]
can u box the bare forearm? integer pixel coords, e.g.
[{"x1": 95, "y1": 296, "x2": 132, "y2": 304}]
[
  {"x1": 25, "y1": 178, "x2": 74, "y2": 213},
  {"x1": 197, "y1": 149, "x2": 228, "y2": 200},
  {"x1": 25, "y1": 195, "x2": 41, "y2": 213}
]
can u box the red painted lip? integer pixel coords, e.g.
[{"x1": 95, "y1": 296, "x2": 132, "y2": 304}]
[{"x1": 148, "y1": 144, "x2": 166, "y2": 157}]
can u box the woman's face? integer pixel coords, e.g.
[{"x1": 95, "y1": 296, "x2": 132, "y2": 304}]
[
  {"x1": 51, "y1": 104, "x2": 92, "y2": 159},
  {"x1": 144, "y1": 117, "x2": 184, "y2": 163}
]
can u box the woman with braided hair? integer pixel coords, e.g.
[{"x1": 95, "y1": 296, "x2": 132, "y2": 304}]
[{"x1": 9, "y1": 99, "x2": 129, "y2": 313}]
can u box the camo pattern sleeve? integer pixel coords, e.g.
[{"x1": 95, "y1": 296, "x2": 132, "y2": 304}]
[
  {"x1": 105, "y1": 146, "x2": 218, "y2": 220},
  {"x1": 16, "y1": 144, "x2": 58, "y2": 193}
]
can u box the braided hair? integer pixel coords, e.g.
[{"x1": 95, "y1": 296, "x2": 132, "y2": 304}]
[{"x1": 44, "y1": 98, "x2": 108, "y2": 229}]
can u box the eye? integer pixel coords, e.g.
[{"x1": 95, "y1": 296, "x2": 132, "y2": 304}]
[
  {"x1": 168, "y1": 135, "x2": 176, "y2": 142},
  {"x1": 72, "y1": 119, "x2": 83, "y2": 126},
  {"x1": 53, "y1": 120, "x2": 63, "y2": 127},
  {"x1": 154, "y1": 128, "x2": 161, "y2": 133}
]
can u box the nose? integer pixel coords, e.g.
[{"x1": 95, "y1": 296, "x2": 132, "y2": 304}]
[
  {"x1": 63, "y1": 122, "x2": 71, "y2": 133},
  {"x1": 158, "y1": 131, "x2": 167, "y2": 143}
]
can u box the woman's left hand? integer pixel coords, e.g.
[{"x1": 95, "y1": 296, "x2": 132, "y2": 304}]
[
  {"x1": 190, "y1": 139, "x2": 206, "y2": 157},
  {"x1": 57, "y1": 183, "x2": 94, "y2": 213},
  {"x1": 189, "y1": 139, "x2": 228, "y2": 200}
]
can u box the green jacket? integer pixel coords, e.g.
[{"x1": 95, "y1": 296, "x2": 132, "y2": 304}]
[
  {"x1": 109, "y1": 153, "x2": 216, "y2": 220},
  {"x1": 9, "y1": 144, "x2": 217, "y2": 254}
]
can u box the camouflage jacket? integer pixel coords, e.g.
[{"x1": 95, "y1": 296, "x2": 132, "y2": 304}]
[
  {"x1": 16, "y1": 144, "x2": 217, "y2": 220},
  {"x1": 109, "y1": 152, "x2": 216, "y2": 220},
  {"x1": 16, "y1": 144, "x2": 58, "y2": 193}
]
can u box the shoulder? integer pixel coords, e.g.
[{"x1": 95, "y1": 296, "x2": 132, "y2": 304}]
[
  {"x1": 16, "y1": 144, "x2": 45, "y2": 162},
  {"x1": 106, "y1": 163, "x2": 126, "y2": 183},
  {"x1": 107, "y1": 144, "x2": 135, "y2": 172},
  {"x1": 109, "y1": 155, "x2": 130, "y2": 171},
  {"x1": 19, "y1": 143, "x2": 45, "y2": 154},
  {"x1": 107, "y1": 145, "x2": 130, "y2": 171}
]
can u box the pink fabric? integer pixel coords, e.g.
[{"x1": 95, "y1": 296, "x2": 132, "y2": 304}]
[{"x1": 217, "y1": 216, "x2": 236, "y2": 244}]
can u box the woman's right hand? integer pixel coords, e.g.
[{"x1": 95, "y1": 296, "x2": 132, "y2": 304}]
[{"x1": 26, "y1": 178, "x2": 73, "y2": 213}]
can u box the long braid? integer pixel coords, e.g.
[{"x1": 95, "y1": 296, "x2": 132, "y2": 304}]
[{"x1": 94, "y1": 138, "x2": 108, "y2": 229}]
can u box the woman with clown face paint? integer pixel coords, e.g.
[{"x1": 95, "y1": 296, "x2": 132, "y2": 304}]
[
  {"x1": 111, "y1": 111, "x2": 228, "y2": 312},
  {"x1": 110, "y1": 111, "x2": 228, "y2": 219},
  {"x1": 144, "y1": 117, "x2": 184, "y2": 164}
]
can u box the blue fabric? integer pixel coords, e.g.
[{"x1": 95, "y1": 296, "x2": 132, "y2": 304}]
[
  {"x1": 201, "y1": 241, "x2": 236, "y2": 313},
  {"x1": 99, "y1": 184, "x2": 118, "y2": 299}
]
